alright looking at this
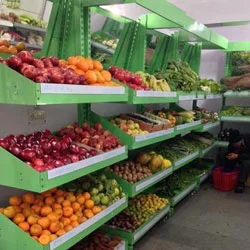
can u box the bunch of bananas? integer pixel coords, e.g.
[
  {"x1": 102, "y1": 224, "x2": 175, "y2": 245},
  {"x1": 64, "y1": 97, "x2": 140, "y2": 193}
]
[
  {"x1": 175, "y1": 111, "x2": 195, "y2": 125},
  {"x1": 136, "y1": 71, "x2": 171, "y2": 92}
]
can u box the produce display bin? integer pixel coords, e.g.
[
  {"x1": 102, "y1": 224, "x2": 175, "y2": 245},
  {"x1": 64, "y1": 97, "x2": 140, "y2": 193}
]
[
  {"x1": 220, "y1": 116, "x2": 250, "y2": 122},
  {"x1": 106, "y1": 167, "x2": 173, "y2": 197},
  {"x1": 102, "y1": 205, "x2": 170, "y2": 245},
  {"x1": 174, "y1": 151, "x2": 200, "y2": 171},
  {"x1": 200, "y1": 142, "x2": 217, "y2": 157},
  {"x1": 91, "y1": 40, "x2": 115, "y2": 54},
  {"x1": 0, "y1": 64, "x2": 128, "y2": 105},
  {"x1": 171, "y1": 182, "x2": 197, "y2": 206},
  {"x1": 195, "y1": 121, "x2": 220, "y2": 132},
  {"x1": 0, "y1": 146, "x2": 127, "y2": 192},
  {"x1": 0, "y1": 197, "x2": 128, "y2": 250},
  {"x1": 224, "y1": 91, "x2": 250, "y2": 98},
  {"x1": 177, "y1": 91, "x2": 197, "y2": 101},
  {"x1": 90, "y1": 112, "x2": 176, "y2": 150},
  {"x1": 128, "y1": 88, "x2": 178, "y2": 104},
  {"x1": 216, "y1": 141, "x2": 229, "y2": 148}
]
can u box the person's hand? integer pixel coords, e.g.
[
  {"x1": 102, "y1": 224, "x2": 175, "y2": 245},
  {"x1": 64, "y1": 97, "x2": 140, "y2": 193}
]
[{"x1": 227, "y1": 153, "x2": 238, "y2": 160}]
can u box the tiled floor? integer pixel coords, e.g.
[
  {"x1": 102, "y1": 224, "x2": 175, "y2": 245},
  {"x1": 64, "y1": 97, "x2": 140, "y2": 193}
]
[{"x1": 134, "y1": 183, "x2": 250, "y2": 250}]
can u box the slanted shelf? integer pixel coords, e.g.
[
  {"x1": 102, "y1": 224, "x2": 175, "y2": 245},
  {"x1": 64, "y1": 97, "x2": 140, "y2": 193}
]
[
  {"x1": 201, "y1": 142, "x2": 217, "y2": 157},
  {"x1": 102, "y1": 205, "x2": 170, "y2": 245},
  {"x1": 220, "y1": 116, "x2": 250, "y2": 122},
  {"x1": 0, "y1": 145, "x2": 127, "y2": 192},
  {"x1": 0, "y1": 64, "x2": 128, "y2": 105},
  {"x1": 173, "y1": 151, "x2": 200, "y2": 171},
  {"x1": 128, "y1": 88, "x2": 178, "y2": 104},
  {"x1": 106, "y1": 167, "x2": 173, "y2": 197},
  {"x1": 90, "y1": 112, "x2": 176, "y2": 150},
  {"x1": 224, "y1": 91, "x2": 250, "y2": 97},
  {"x1": 177, "y1": 91, "x2": 198, "y2": 101},
  {"x1": 195, "y1": 121, "x2": 220, "y2": 132},
  {"x1": 0, "y1": 197, "x2": 128, "y2": 250}
]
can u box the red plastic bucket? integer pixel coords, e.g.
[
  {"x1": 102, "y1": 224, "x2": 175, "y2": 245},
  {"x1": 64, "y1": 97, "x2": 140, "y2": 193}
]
[{"x1": 212, "y1": 167, "x2": 223, "y2": 189}]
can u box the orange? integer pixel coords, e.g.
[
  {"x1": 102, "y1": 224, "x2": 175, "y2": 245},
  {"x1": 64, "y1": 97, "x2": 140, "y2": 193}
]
[
  {"x1": 22, "y1": 193, "x2": 35, "y2": 204},
  {"x1": 49, "y1": 222, "x2": 61, "y2": 233},
  {"x1": 34, "y1": 199, "x2": 44, "y2": 207},
  {"x1": 64, "y1": 225, "x2": 73, "y2": 232},
  {"x1": 45, "y1": 197, "x2": 55, "y2": 206},
  {"x1": 70, "y1": 214, "x2": 78, "y2": 222},
  {"x1": 38, "y1": 217, "x2": 50, "y2": 229},
  {"x1": 56, "y1": 229, "x2": 66, "y2": 237},
  {"x1": 76, "y1": 59, "x2": 89, "y2": 72},
  {"x1": 49, "y1": 188, "x2": 58, "y2": 193},
  {"x1": 50, "y1": 234, "x2": 57, "y2": 241},
  {"x1": 41, "y1": 206, "x2": 53, "y2": 216},
  {"x1": 78, "y1": 216, "x2": 87, "y2": 224},
  {"x1": 85, "y1": 70, "x2": 97, "y2": 84},
  {"x1": 0, "y1": 207, "x2": 4, "y2": 214},
  {"x1": 27, "y1": 214, "x2": 40, "y2": 225},
  {"x1": 92, "y1": 206, "x2": 102, "y2": 215},
  {"x1": 35, "y1": 194, "x2": 44, "y2": 201},
  {"x1": 68, "y1": 65, "x2": 77, "y2": 71},
  {"x1": 3, "y1": 206, "x2": 16, "y2": 218},
  {"x1": 93, "y1": 60, "x2": 103, "y2": 71},
  {"x1": 56, "y1": 196, "x2": 64, "y2": 205},
  {"x1": 63, "y1": 207, "x2": 73, "y2": 218},
  {"x1": 85, "y1": 200, "x2": 94, "y2": 209},
  {"x1": 83, "y1": 192, "x2": 91, "y2": 200},
  {"x1": 30, "y1": 224, "x2": 43, "y2": 236},
  {"x1": 71, "y1": 221, "x2": 79, "y2": 228},
  {"x1": 76, "y1": 195, "x2": 85, "y2": 205},
  {"x1": 84, "y1": 211, "x2": 94, "y2": 219},
  {"x1": 55, "y1": 190, "x2": 65, "y2": 197},
  {"x1": 85, "y1": 58, "x2": 94, "y2": 70},
  {"x1": 47, "y1": 213, "x2": 58, "y2": 222},
  {"x1": 75, "y1": 69, "x2": 85, "y2": 75},
  {"x1": 22, "y1": 207, "x2": 33, "y2": 218},
  {"x1": 38, "y1": 235, "x2": 50, "y2": 246},
  {"x1": 54, "y1": 208, "x2": 63, "y2": 219},
  {"x1": 31, "y1": 205, "x2": 41, "y2": 214},
  {"x1": 19, "y1": 221, "x2": 30, "y2": 232},
  {"x1": 59, "y1": 59, "x2": 68, "y2": 66},
  {"x1": 72, "y1": 202, "x2": 81, "y2": 212},
  {"x1": 52, "y1": 203, "x2": 62, "y2": 210},
  {"x1": 41, "y1": 190, "x2": 52, "y2": 198},
  {"x1": 66, "y1": 193, "x2": 76, "y2": 202},
  {"x1": 42, "y1": 229, "x2": 51, "y2": 236},
  {"x1": 61, "y1": 217, "x2": 71, "y2": 226},
  {"x1": 68, "y1": 57, "x2": 79, "y2": 66},
  {"x1": 13, "y1": 213, "x2": 25, "y2": 224},
  {"x1": 32, "y1": 236, "x2": 39, "y2": 242},
  {"x1": 95, "y1": 71, "x2": 105, "y2": 83},
  {"x1": 9, "y1": 196, "x2": 22, "y2": 206},
  {"x1": 13, "y1": 206, "x2": 22, "y2": 213},
  {"x1": 20, "y1": 202, "x2": 30, "y2": 209},
  {"x1": 75, "y1": 210, "x2": 83, "y2": 218},
  {"x1": 101, "y1": 70, "x2": 112, "y2": 82}
]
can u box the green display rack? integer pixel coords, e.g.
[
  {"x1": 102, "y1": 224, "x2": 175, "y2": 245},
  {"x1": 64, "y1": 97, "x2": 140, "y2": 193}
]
[
  {"x1": 200, "y1": 142, "x2": 217, "y2": 157},
  {"x1": 0, "y1": 197, "x2": 127, "y2": 250},
  {"x1": 220, "y1": 116, "x2": 250, "y2": 122},
  {"x1": 195, "y1": 121, "x2": 220, "y2": 132},
  {"x1": 205, "y1": 93, "x2": 222, "y2": 99},
  {"x1": 90, "y1": 112, "x2": 176, "y2": 150},
  {"x1": 224, "y1": 91, "x2": 250, "y2": 98},
  {"x1": 128, "y1": 89, "x2": 178, "y2": 104},
  {"x1": 106, "y1": 167, "x2": 173, "y2": 197},
  {"x1": 174, "y1": 151, "x2": 200, "y2": 171},
  {"x1": 0, "y1": 146, "x2": 127, "y2": 192},
  {"x1": 0, "y1": 64, "x2": 128, "y2": 105},
  {"x1": 196, "y1": 91, "x2": 206, "y2": 100},
  {"x1": 216, "y1": 141, "x2": 229, "y2": 148},
  {"x1": 102, "y1": 205, "x2": 170, "y2": 245},
  {"x1": 175, "y1": 121, "x2": 202, "y2": 135},
  {"x1": 177, "y1": 91, "x2": 198, "y2": 101},
  {"x1": 171, "y1": 182, "x2": 198, "y2": 206}
]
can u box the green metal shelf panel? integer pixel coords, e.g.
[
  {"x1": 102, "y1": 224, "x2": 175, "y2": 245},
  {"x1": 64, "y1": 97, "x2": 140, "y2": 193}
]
[
  {"x1": 199, "y1": 171, "x2": 211, "y2": 183},
  {"x1": 174, "y1": 151, "x2": 200, "y2": 171},
  {"x1": 90, "y1": 112, "x2": 176, "y2": 150},
  {"x1": 209, "y1": 30, "x2": 228, "y2": 50},
  {"x1": 175, "y1": 121, "x2": 202, "y2": 135},
  {"x1": 224, "y1": 91, "x2": 250, "y2": 97},
  {"x1": 220, "y1": 116, "x2": 250, "y2": 122},
  {"x1": 200, "y1": 142, "x2": 217, "y2": 157},
  {"x1": 171, "y1": 182, "x2": 197, "y2": 206},
  {"x1": 106, "y1": 167, "x2": 173, "y2": 197},
  {"x1": 195, "y1": 121, "x2": 220, "y2": 132},
  {"x1": 216, "y1": 141, "x2": 229, "y2": 148},
  {"x1": 0, "y1": 64, "x2": 128, "y2": 105},
  {"x1": 0, "y1": 146, "x2": 127, "y2": 192},
  {"x1": 177, "y1": 91, "x2": 197, "y2": 101},
  {"x1": 102, "y1": 205, "x2": 170, "y2": 245},
  {"x1": 0, "y1": 197, "x2": 128, "y2": 250},
  {"x1": 128, "y1": 89, "x2": 178, "y2": 104},
  {"x1": 227, "y1": 42, "x2": 250, "y2": 52}
]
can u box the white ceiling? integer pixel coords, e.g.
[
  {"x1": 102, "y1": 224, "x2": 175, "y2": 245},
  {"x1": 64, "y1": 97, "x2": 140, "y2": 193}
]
[{"x1": 168, "y1": 0, "x2": 250, "y2": 24}]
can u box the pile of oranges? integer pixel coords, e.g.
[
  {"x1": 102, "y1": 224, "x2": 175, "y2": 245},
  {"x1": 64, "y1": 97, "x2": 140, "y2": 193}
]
[
  {"x1": 0, "y1": 188, "x2": 102, "y2": 246},
  {"x1": 59, "y1": 56, "x2": 120, "y2": 87}
]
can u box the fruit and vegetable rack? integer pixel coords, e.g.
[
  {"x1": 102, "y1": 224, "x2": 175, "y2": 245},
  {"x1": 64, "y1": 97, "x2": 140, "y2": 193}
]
[{"x1": 0, "y1": 0, "x2": 248, "y2": 249}]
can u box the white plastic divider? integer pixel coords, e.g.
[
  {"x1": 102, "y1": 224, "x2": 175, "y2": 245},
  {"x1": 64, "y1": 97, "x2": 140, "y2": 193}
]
[
  {"x1": 206, "y1": 94, "x2": 222, "y2": 99},
  {"x1": 216, "y1": 141, "x2": 229, "y2": 147},
  {"x1": 133, "y1": 206, "x2": 170, "y2": 242},
  {"x1": 224, "y1": 91, "x2": 250, "y2": 97},
  {"x1": 47, "y1": 146, "x2": 126, "y2": 179},
  {"x1": 203, "y1": 121, "x2": 220, "y2": 130},
  {"x1": 135, "y1": 167, "x2": 173, "y2": 192},
  {"x1": 172, "y1": 183, "x2": 196, "y2": 205},
  {"x1": 176, "y1": 120, "x2": 201, "y2": 131},
  {"x1": 50, "y1": 197, "x2": 127, "y2": 249},
  {"x1": 178, "y1": 94, "x2": 196, "y2": 101},
  {"x1": 136, "y1": 91, "x2": 177, "y2": 98},
  {"x1": 221, "y1": 116, "x2": 250, "y2": 122},
  {"x1": 40, "y1": 84, "x2": 125, "y2": 94},
  {"x1": 135, "y1": 128, "x2": 175, "y2": 142}
]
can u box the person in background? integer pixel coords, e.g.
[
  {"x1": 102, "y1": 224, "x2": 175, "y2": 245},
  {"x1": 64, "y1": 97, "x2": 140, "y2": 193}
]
[{"x1": 227, "y1": 130, "x2": 250, "y2": 193}]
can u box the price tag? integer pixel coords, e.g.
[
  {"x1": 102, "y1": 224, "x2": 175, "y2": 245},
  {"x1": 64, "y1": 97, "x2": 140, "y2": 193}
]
[
  {"x1": 135, "y1": 128, "x2": 174, "y2": 142},
  {"x1": 47, "y1": 146, "x2": 126, "y2": 179},
  {"x1": 206, "y1": 94, "x2": 222, "y2": 99},
  {"x1": 203, "y1": 121, "x2": 220, "y2": 130},
  {"x1": 174, "y1": 151, "x2": 199, "y2": 167},
  {"x1": 133, "y1": 206, "x2": 170, "y2": 241},
  {"x1": 179, "y1": 95, "x2": 196, "y2": 101},
  {"x1": 135, "y1": 167, "x2": 173, "y2": 192},
  {"x1": 176, "y1": 120, "x2": 201, "y2": 131},
  {"x1": 40, "y1": 84, "x2": 125, "y2": 95},
  {"x1": 136, "y1": 91, "x2": 177, "y2": 98},
  {"x1": 50, "y1": 198, "x2": 126, "y2": 249},
  {"x1": 115, "y1": 241, "x2": 126, "y2": 250},
  {"x1": 202, "y1": 143, "x2": 216, "y2": 155},
  {"x1": 173, "y1": 183, "x2": 196, "y2": 205}
]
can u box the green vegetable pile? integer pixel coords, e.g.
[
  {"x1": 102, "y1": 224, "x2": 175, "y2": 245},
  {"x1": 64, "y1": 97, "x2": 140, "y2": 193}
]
[
  {"x1": 194, "y1": 107, "x2": 219, "y2": 123},
  {"x1": 199, "y1": 78, "x2": 222, "y2": 93},
  {"x1": 232, "y1": 51, "x2": 250, "y2": 76},
  {"x1": 220, "y1": 106, "x2": 250, "y2": 116}
]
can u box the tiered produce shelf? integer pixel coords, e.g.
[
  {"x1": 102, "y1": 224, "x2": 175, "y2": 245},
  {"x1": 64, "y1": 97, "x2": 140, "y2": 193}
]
[
  {"x1": 0, "y1": 197, "x2": 128, "y2": 250},
  {"x1": 195, "y1": 121, "x2": 220, "y2": 132},
  {"x1": 224, "y1": 91, "x2": 250, "y2": 97},
  {"x1": 91, "y1": 40, "x2": 115, "y2": 54},
  {"x1": 173, "y1": 151, "x2": 200, "y2": 171},
  {"x1": 201, "y1": 142, "x2": 217, "y2": 157},
  {"x1": 220, "y1": 116, "x2": 250, "y2": 122},
  {"x1": 0, "y1": 146, "x2": 127, "y2": 192}
]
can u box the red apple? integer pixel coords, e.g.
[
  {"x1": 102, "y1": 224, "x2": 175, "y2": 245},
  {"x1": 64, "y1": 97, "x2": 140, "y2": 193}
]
[
  {"x1": 0, "y1": 138, "x2": 9, "y2": 149},
  {"x1": 17, "y1": 51, "x2": 34, "y2": 63},
  {"x1": 108, "y1": 66, "x2": 117, "y2": 76},
  {"x1": 32, "y1": 59, "x2": 45, "y2": 68},
  {"x1": 20, "y1": 149, "x2": 36, "y2": 161},
  {"x1": 69, "y1": 154, "x2": 79, "y2": 163},
  {"x1": 9, "y1": 144, "x2": 22, "y2": 156},
  {"x1": 49, "y1": 56, "x2": 59, "y2": 66},
  {"x1": 34, "y1": 75, "x2": 49, "y2": 83},
  {"x1": 33, "y1": 158, "x2": 44, "y2": 167},
  {"x1": 22, "y1": 65, "x2": 39, "y2": 80},
  {"x1": 42, "y1": 58, "x2": 53, "y2": 68},
  {"x1": 7, "y1": 56, "x2": 22, "y2": 69}
]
